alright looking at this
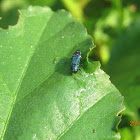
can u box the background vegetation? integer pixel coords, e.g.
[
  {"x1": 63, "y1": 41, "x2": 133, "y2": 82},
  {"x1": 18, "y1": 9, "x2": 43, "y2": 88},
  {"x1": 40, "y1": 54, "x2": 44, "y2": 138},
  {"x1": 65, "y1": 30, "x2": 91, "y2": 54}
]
[{"x1": 0, "y1": 0, "x2": 140, "y2": 139}]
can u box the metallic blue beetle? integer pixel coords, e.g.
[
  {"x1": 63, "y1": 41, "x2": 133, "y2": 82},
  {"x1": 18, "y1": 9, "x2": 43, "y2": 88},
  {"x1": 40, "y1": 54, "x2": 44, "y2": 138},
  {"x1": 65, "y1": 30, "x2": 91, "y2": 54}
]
[{"x1": 71, "y1": 50, "x2": 82, "y2": 73}]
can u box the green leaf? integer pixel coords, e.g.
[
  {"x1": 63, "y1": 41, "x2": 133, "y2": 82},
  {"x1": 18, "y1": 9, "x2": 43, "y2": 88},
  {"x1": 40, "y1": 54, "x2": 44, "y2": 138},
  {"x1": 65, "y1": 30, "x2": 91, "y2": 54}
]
[
  {"x1": 0, "y1": 6, "x2": 124, "y2": 139},
  {"x1": 105, "y1": 19, "x2": 140, "y2": 139}
]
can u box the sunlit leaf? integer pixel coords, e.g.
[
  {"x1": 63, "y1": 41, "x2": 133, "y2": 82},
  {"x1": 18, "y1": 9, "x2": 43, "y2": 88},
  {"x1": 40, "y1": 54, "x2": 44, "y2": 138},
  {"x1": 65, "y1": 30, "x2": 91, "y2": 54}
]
[{"x1": 0, "y1": 6, "x2": 124, "y2": 140}]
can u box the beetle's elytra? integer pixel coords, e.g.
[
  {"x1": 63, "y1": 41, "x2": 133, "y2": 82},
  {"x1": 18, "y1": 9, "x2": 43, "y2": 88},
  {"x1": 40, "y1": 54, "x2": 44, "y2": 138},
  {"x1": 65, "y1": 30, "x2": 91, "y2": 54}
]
[{"x1": 71, "y1": 50, "x2": 82, "y2": 73}]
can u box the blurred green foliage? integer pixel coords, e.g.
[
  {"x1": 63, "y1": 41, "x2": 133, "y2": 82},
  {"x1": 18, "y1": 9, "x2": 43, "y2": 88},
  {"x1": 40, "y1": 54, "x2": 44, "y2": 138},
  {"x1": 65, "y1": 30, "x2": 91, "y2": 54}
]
[
  {"x1": 105, "y1": 19, "x2": 140, "y2": 140},
  {"x1": 0, "y1": 0, "x2": 140, "y2": 139}
]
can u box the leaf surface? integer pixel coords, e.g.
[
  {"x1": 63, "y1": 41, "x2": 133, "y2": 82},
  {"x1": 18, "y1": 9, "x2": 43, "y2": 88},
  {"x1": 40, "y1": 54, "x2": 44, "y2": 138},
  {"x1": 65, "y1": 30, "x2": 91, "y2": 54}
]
[{"x1": 0, "y1": 6, "x2": 124, "y2": 140}]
